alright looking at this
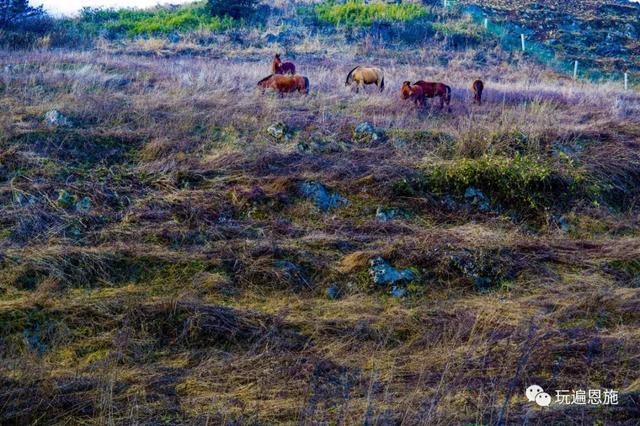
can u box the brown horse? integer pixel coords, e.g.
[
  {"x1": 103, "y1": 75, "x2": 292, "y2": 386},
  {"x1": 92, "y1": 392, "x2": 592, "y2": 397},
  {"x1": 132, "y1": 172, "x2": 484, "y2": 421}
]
[
  {"x1": 472, "y1": 79, "x2": 484, "y2": 105},
  {"x1": 345, "y1": 66, "x2": 385, "y2": 93},
  {"x1": 257, "y1": 74, "x2": 309, "y2": 95},
  {"x1": 414, "y1": 81, "x2": 452, "y2": 112},
  {"x1": 272, "y1": 54, "x2": 296, "y2": 75},
  {"x1": 400, "y1": 81, "x2": 425, "y2": 107}
]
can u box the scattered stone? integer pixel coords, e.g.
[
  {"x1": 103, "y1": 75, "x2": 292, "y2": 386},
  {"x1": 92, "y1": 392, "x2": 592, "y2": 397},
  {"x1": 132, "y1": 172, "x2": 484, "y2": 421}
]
[
  {"x1": 266, "y1": 122, "x2": 290, "y2": 142},
  {"x1": 464, "y1": 187, "x2": 491, "y2": 212},
  {"x1": 300, "y1": 181, "x2": 348, "y2": 212},
  {"x1": 13, "y1": 192, "x2": 36, "y2": 207},
  {"x1": 274, "y1": 260, "x2": 308, "y2": 287},
  {"x1": 390, "y1": 286, "x2": 407, "y2": 298},
  {"x1": 353, "y1": 122, "x2": 381, "y2": 143},
  {"x1": 56, "y1": 190, "x2": 76, "y2": 209},
  {"x1": 326, "y1": 286, "x2": 341, "y2": 300},
  {"x1": 369, "y1": 256, "x2": 415, "y2": 286},
  {"x1": 375, "y1": 207, "x2": 399, "y2": 222},
  {"x1": 448, "y1": 250, "x2": 506, "y2": 292},
  {"x1": 557, "y1": 215, "x2": 571, "y2": 232},
  {"x1": 75, "y1": 197, "x2": 92, "y2": 213},
  {"x1": 44, "y1": 110, "x2": 71, "y2": 127}
]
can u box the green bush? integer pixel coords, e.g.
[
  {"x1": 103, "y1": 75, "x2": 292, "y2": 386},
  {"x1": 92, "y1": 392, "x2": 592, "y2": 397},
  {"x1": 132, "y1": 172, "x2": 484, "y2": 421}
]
[
  {"x1": 75, "y1": 3, "x2": 237, "y2": 38},
  {"x1": 208, "y1": 0, "x2": 258, "y2": 20},
  {"x1": 424, "y1": 155, "x2": 599, "y2": 215},
  {"x1": 315, "y1": 0, "x2": 429, "y2": 27}
]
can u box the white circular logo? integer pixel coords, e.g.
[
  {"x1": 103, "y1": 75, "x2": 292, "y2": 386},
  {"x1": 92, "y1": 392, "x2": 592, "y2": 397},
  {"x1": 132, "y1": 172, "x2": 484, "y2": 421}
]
[
  {"x1": 526, "y1": 384, "x2": 544, "y2": 402},
  {"x1": 535, "y1": 392, "x2": 552, "y2": 407}
]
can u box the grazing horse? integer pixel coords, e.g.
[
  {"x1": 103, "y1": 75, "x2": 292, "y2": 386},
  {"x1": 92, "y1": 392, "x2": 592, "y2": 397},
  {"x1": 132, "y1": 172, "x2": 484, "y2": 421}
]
[
  {"x1": 345, "y1": 66, "x2": 385, "y2": 92},
  {"x1": 400, "y1": 81, "x2": 425, "y2": 107},
  {"x1": 257, "y1": 74, "x2": 309, "y2": 95},
  {"x1": 272, "y1": 54, "x2": 296, "y2": 75},
  {"x1": 472, "y1": 79, "x2": 484, "y2": 105},
  {"x1": 414, "y1": 80, "x2": 451, "y2": 112}
]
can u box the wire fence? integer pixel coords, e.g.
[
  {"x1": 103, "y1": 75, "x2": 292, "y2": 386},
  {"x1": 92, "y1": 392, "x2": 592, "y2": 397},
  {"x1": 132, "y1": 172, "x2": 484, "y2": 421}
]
[{"x1": 441, "y1": 0, "x2": 636, "y2": 90}]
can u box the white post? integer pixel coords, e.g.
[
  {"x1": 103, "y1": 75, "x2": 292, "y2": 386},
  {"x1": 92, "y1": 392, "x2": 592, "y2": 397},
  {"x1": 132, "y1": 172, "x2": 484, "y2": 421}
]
[
  {"x1": 520, "y1": 34, "x2": 525, "y2": 52},
  {"x1": 624, "y1": 72, "x2": 628, "y2": 90},
  {"x1": 573, "y1": 60, "x2": 578, "y2": 79},
  {"x1": 443, "y1": 0, "x2": 448, "y2": 7},
  {"x1": 484, "y1": 18, "x2": 488, "y2": 29}
]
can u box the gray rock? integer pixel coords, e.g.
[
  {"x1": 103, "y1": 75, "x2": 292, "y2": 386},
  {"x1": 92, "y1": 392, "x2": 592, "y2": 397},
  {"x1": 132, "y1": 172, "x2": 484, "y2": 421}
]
[
  {"x1": 300, "y1": 181, "x2": 348, "y2": 212},
  {"x1": 449, "y1": 250, "x2": 495, "y2": 291},
  {"x1": 353, "y1": 122, "x2": 381, "y2": 143},
  {"x1": 75, "y1": 197, "x2": 92, "y2": 213},
  {"x1": 326, "y1": 286, "x2": 341, "y2": 300},
  {"x1": 57, "y1": 190, "x2": 76, "y2": 209},
  {"x1": 375, "y1": 207, "x2": 399, "y2": 222},
  {"x1": 44, "y1": 110, "x2": 71, "y2": 127},
  {"x1": 464, "y1": 187, "x2": 490, "y2": 212},
  {"x1": 557, "y1": 215, "x2": 571, "y2": 232},
  {"x1": 273, "y1": 260, "x2": 308, "y2": 287},
  {"x1": 266, "y1": 122, "x2": 289, "y2": 142},
  {"x1": 369, "y1": 257, "x2": 415, "y2": 286},
  {"x1": 390, "y1": 286, "x2": 407, "y2": 298}
]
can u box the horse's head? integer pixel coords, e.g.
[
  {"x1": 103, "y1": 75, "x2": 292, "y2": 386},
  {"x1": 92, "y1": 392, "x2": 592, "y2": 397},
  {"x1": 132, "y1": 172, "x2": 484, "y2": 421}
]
[
  {"x1": 400, "y1": 81, "x2": 412, "y2": 99},
  {"x1": 345, "y1": 66, "x2": 360, "y2": 86},
  {"x1": 257, "y1": 75, "x2": 273, "y2": 88}
]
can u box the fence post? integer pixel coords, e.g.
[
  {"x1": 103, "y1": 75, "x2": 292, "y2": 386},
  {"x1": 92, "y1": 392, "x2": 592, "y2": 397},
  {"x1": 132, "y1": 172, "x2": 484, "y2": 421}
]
[
  {"x1": 573, "y1": 60, "x2": 578, "y2": 79},
  {"x1": 520, "y1": 34, "x2": 525, "y2": 52},
  {"x1": 624, "y1": 72, "x2": 628, "y2": 90},
  {"x1": 484, "y1": 18, "x2": 488, "y2": 29},
  {"x1": 443, "y1": 0, "x2": 447, "y2": 7}
]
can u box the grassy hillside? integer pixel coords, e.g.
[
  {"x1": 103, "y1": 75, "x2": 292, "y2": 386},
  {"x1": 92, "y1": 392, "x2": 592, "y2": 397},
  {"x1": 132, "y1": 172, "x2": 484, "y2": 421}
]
[
  {"x1": 460, "y1": 0, "x2": 640, "y2": 76},
  {"x1": 1, "y1": 0, "x2": 640, "y2": 424}
]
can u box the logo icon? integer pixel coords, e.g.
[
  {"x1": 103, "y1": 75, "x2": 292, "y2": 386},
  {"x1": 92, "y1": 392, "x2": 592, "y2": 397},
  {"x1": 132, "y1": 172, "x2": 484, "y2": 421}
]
[{"x1": 526, "y1": 385, "x2": 551, "y2": 407}]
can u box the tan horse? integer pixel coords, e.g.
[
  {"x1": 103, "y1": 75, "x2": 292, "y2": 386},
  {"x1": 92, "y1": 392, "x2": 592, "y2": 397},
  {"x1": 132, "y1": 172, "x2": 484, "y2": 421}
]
[
  {"x1": 472, "y1": 79, "x2": 484, "y2": 105},
  {"x1": 257, "y1": 74, "x2": 309, "y2": 95},
  {"x1": 400, "y1": 81, "x2": 425, "y2": 107},
  {"x1": 345, "y1": 66, "x2": 385, "y2": 93}
]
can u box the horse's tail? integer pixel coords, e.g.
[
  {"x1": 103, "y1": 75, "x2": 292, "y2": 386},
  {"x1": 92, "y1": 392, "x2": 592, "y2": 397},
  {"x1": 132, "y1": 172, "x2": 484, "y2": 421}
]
[
  {"x1": 445, "y1": 85, "x2": 451, "y2": 104},
  {"x1": 303, "y1": 76, "x2": 310, "y2": 94},
  {"x1": 379, "y1": 76, "x2": 385, "y2": 92},
  {"x1": 346, "y1": 66, "x2": 359, "y2": 86}
]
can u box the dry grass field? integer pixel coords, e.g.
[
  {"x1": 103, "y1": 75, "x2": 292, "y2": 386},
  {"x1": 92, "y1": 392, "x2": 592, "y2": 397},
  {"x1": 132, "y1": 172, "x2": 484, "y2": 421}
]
[{"x1": 1, "y1": 1, "x2": 640, "y2": 424}]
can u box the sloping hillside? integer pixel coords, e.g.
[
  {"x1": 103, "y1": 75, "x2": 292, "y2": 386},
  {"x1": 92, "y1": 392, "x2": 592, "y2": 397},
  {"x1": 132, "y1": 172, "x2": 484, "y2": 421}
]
[{"x1": 1, "y1": 1, "x2": 640, "y2": 424}]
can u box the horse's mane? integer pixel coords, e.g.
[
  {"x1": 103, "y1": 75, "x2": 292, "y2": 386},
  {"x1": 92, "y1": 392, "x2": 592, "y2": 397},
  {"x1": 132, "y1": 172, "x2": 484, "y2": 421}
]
[
  {"x1": 258, "y1": 74, "x2": 274, "y2": 84},
  {"x1": 345, "y1": 65, "x2": 360, "y2": 84}
]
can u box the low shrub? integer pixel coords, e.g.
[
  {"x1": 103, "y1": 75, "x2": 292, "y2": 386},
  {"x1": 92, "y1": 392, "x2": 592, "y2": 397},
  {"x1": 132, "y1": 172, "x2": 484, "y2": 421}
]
[{"x1": 423, "y1": 155, "x2": 600, "y2": 216}]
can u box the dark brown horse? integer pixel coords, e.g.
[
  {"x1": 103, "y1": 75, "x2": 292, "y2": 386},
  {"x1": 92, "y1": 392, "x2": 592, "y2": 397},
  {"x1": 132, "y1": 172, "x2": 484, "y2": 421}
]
[
  {"x1": 400, "y1": 81, "x2": 425, "y2": 107},
  {"x1": 257, "y1": 74, "x2": 309, "y2": 95},
  {"x1": 272, "y1": 54, "x2": 296, "y2": 75},
  {"x1": 472, "y1": 79, "x2": 484, "y2": 105},
  {"x1": 414, "y1": 81, "x2": 452, "y2": 112}
]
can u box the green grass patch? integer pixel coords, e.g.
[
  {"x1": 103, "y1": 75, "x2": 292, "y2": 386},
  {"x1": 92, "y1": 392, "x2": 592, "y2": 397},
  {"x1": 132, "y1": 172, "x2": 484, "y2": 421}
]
[
  {"x1": 405, "y1": 155, "x2": 600, "y2": 217},
  {"x1": 74, "y1": 3, "x2": 237, "y2": 38},
  {"x1": 314, "y1": 0, "x2": 429, "y2": 26}
]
